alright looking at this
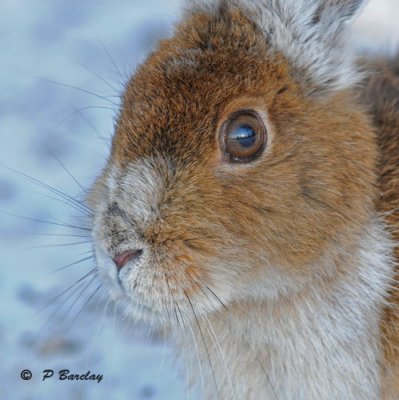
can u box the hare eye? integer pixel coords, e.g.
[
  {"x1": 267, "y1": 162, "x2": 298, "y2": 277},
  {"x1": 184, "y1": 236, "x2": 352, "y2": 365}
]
[{"x1": 221, "y1": 111, "x2": 267, "y2": 163}]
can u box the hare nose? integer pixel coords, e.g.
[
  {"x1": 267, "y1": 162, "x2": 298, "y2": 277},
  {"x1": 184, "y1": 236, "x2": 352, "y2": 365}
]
[{"x1": 113, "y1": 249, "x2": 143, "y2": 270}]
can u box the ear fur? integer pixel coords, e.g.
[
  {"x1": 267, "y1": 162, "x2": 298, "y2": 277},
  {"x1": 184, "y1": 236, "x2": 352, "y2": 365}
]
[{"x1": 185, "y1": 0, "x2": 368, "y2": 93}]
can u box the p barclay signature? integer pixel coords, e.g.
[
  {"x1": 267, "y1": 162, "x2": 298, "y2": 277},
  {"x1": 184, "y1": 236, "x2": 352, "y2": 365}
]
[{"x1": 42, "y1": 369, "x2": 103, "y2": 383}]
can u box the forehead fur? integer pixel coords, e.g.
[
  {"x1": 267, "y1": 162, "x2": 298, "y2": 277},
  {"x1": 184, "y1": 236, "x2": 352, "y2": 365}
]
[
  {"x1": 113, "y1": 7, "x2": 293, "y2": 165},
  {"x1": 187, "y1": 0, "x2": 366, "y2": 91}
]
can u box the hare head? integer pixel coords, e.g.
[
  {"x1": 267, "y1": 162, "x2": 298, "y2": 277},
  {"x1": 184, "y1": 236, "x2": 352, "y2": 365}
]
[{"x1": 89, "y1": 0, "x2": 376, "y2": 326}]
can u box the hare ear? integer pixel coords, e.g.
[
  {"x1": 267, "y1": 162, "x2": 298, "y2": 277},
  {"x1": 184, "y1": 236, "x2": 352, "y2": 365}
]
[
  {"x1": 254, "y1": 0, "x2": 368, "y2": 93},
  {"x1": 293, "y1": 0, "x2": 367, "y2": 93},
  {"x1": 186, "y1": 0, "x2": 367, "y2": 93},
  {"x1": 314, "y1": 0, "x2": 366, "y2": 23},
  {"x1": 312, "y1": 0, "x2": 366, "y2": 37}
]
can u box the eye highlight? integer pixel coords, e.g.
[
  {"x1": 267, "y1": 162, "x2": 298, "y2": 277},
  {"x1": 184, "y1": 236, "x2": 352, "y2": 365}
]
[{"x1": 220, "y1": 110, "x2": 267, "y2": 163}]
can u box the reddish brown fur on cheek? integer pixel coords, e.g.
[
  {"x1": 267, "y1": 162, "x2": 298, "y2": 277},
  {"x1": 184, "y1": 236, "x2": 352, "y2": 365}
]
[
  {"x1": 176, "y1": 254, "x2": 205, "y2": 297},
  {"x1": 214, "y1": 89, "x2": 377, "y2": 273}
]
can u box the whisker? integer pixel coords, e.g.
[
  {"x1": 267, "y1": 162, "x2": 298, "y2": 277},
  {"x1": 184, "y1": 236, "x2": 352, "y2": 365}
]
[
  {"x1": 93, "y1": 32, "x2": 125, "y2": 82},
  {"x1": 26, "y1": 232, "x2": 90, "y2": 239},
  {"x1": 1, "y1": 229, "x2": 90, "y2": 239},
  {"x1": 42, "y1": 143, "x2": 87, "y2": 193},
  {"x1": 75, "y1": 61, "x2": 120, "y2": 93},
  {"x1": 74, "y1": 107, "x2": 109, "y2": 140},
  {"x1": 40, "y1": 280, "x2": 103, "y2": 359},
  {"x1": 187, "y1": 270, "x2": 279, "y2": 399},
  {"x1": 0, "y1": 210, "x2": 90, "y2": 231},
  {"x1": 62, "y1": 278, "x2": 101, "y2": 336},
  {"x1": 31, "y1": 268, "x2": 97, "y2": 319},
  {"x1": 54, "y1": 105, "x2": 114, "y2": 131},
  {"x1": 183, "y1": 290, "x2": 221, "y2": 400},
  {"x1": 201, "y1": 314, "x2": 237, "y2": 400},
  {"x1": 158, "y1": 327, "x2": 168, "y2": 380},
  {"x1": 39, "y1": 193, "x2": 92, "y2": 218},
  {"x1": 76, "y1": 249, "x2": 95, "y2": 257},
  {"x1": 36, "y1": 76, "x2": 119, "y2": 106},
  {"x1": 58, "y1": 275, "x2": 98, "y2": 324},
  {"x1": 240, "y1": 326, "x2": 279, "y2": 400},
  {"x1": 27, "y1": 240, "x2": 92, "y2": 250},
  {"x1": 0, "y1": 164, "x2": 94, "y2": 217},
  {"x1": 185, "y1": 309, "x2": 206, "y2": 398},
  {"x1": 32, "y1": 270, "x2": 97, "y2": 345},
  {"x1": 206, "y1": 286, "x2": 229, "y2": 311},
  {"x1": 77, "y1": 295, "x2": 110, "y2": 399},
  {"x1": 50, "y1": 255, "x2": 94, "y2": 274},
  {"x1": 165, "y1": 275, "x2": 183, "y2": 333}
]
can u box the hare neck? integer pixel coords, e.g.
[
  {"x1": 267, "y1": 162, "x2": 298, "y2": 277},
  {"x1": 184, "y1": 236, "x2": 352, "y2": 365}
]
[{"x1": 179, "y1": 219, "x2": 394, "y2": 399}]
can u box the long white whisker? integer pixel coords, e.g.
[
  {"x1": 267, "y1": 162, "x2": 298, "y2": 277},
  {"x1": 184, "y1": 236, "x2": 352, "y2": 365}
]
[{"x1": 202, "y1": 314, "x2": 237, "y2": 400}]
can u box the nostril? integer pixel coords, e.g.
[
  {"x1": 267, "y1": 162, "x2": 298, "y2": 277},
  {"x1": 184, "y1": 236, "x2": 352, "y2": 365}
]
[{"x1": 113, "y1": 249, "x2": 143, "y2": 270}]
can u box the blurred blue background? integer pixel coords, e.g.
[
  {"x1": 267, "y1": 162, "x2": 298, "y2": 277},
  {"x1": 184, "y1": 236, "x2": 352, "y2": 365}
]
[
  {"x1": 0, "y1": 1, "x2": 398, "y2": 399},
  {"x1": 0, "y1": 1, "x2": 186, "y2": 399}
]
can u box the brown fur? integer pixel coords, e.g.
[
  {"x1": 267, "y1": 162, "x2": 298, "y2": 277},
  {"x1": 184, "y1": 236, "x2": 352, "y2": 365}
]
[
  {"x1": 113, "y1": 9, "x2": 376, "y2": 274},
  {"x1": 361, "y1": 55, "x2": 399, "y2": 395}
]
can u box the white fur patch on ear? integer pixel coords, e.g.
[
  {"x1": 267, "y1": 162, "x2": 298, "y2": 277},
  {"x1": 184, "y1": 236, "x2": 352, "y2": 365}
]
[{"x1": 186, "y1": 0, "x2": 368, "y2": 93}]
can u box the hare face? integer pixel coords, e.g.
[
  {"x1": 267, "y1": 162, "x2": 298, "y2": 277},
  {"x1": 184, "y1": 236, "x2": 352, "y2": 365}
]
[{"x1": 89, "y1": 7, "x2": 376, "y2": 326}]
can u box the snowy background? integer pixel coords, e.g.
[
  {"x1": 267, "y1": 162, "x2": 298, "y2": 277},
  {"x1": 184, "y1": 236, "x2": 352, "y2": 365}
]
[{"x1": 0, "y1": 1, "x2": 398, "y2": 399}]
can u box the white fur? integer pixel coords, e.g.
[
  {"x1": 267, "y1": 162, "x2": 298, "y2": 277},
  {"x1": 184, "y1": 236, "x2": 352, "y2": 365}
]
[
  {"x1": 177, "y1": 219, "x2": 395, "y2": 399},
  {"x1": 93, "y1": 159, "x2": 164, "y2": 287},
  {"x1": 108, "y1": 160, "x2": 165, "y2": 226},
  {"x1": 94, "y1": 162, "x2": 396, "y2": 399}
]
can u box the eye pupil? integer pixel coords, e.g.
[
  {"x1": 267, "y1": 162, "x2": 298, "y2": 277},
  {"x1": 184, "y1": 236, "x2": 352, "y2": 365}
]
[
  {"x1": 231, "y1": 124, "x2": 256, "y2": 148},
  {"x1": 221, "y1": 110, "x2": 267, "y2": 163}
]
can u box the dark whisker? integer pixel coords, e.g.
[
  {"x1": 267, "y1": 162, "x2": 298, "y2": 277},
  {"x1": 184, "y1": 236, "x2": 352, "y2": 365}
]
[
  {"x1": 27, "y1": 240, "x2": 92, "y2": 250},
  {"x1": 93, "y1": 32, "x2": 125, "y2": 83},
  {"x1": 39, "y1": 193, "x2": 93, "y2": 219},
  {"x1": 51, "y1": 255, "x2": 94, "y2": 274},
  {"x1": 41, "y1": 193, "x2": 94, "y2": 218},
  {"x1": 1, "y1": 164, "x2": 93, "y2": 217},
  {"x1": 76, "y1": 249, "x2": 95, "y2": 257},
  {"x1": 206, "y1": 286, "x2": 229, "y2": 311},
  {"x1": 59, "y1": 275, "x2": 98, "y2": 329},
  {"x1": 32, "y1": 271, "x2": 97, "y2": 345},
  {"x1": 36, "y1": 77, "x2": 119, "y2": 106},
  {"x1": 42, "y1": 143, "x2": 87, "y2": 193},
  {"x1": 31, "y1": 268, "x2": 97, "y2": 319},
  {"x1": 0, "y1": 210, "x2": 90, "y2": 231},
  {"x1": 74, "y1": 107, "x2": 110, "y2": 140},
  {"x1": 28, "y1": 232, "x2": 90, "y2": 238},
  {"x1": 75, "y1": 61, "x2": 120, "y2": 93},
  {"x1": 54, "y1": 105, "x2": 114, "y2": 131}
]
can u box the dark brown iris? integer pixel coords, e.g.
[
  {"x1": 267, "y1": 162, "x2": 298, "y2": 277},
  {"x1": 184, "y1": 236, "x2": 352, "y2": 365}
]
[{"x1": 221, "y1": 110, "x2": 267, "y2": 163}]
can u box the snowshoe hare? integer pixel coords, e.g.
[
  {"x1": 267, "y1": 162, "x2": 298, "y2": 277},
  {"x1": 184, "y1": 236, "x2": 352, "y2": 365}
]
[{"x1": 89, "y1": 1, "x2": 399, "y2": 398}]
